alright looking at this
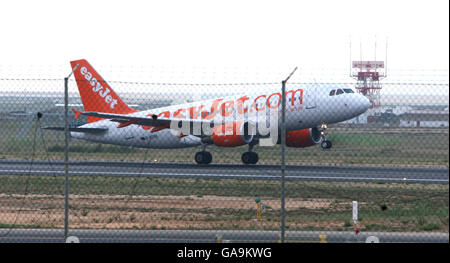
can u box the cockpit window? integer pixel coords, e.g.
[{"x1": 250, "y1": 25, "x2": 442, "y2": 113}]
[
  {"x1": 329, "y1": 90, "x2": 335, "y2": 96},
  {"x1": 336, "y1": 89, "x2": 344, "y2": 95},
  {"x1": 344, "y1": 89, "x2": 354, "y2": 93}
]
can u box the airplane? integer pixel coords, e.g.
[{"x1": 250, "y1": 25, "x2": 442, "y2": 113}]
[{"x1": 45, "y1": 59, "x2": 370, "y2": 165}]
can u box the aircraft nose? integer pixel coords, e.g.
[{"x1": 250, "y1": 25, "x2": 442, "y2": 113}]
[
  {"x1": 354, "y1": 94, "x2": 371, "y2": 115},
  {"x1": 362, "y1": 96, "x2": 371, "y2": 111}
]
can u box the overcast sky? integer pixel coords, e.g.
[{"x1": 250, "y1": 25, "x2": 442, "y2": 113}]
[{"x1": 0, "y1": 0, "x2": 448, "y2": 86}]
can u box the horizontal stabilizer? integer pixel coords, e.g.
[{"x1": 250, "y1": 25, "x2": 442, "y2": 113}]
[{"x1": 43, "y1": 127, "x2": 108, "y2": 134}]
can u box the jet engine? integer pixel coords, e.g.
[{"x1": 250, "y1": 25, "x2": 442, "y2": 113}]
[
  {"x1": 208, "y1": 121, "x2": 254, "y2": 147},
  {"x1": 285, "y1": 127, "x2": 322, "y2": 148}
]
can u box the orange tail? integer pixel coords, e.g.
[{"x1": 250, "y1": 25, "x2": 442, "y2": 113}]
[{"x1": 70, "y1": 59, "x2": 137, "y2": 123}]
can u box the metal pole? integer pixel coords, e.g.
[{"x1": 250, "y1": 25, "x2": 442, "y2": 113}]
[
  {"x1": 63, "y1": 64, "x2": 78, "y2": 242},
  {"x1": 385, "y1": 37, "x2": 388, "y2": 78},
  {"x1": 280, "y1": 67, "x2": 297, "y2": 243},
  {"x1": 349, "y1": 37, "x2": 352, "y2": 78},
  {"x1": 64, "y1": 77, "x2": 69, "y2": 241},
  {"x1": 280, "y1": 80, "x2": 286, "y2": 243}
]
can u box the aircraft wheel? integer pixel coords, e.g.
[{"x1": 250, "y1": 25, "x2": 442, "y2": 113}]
[
  {"x1": 321, "y1": 140, "x2": 332, "y2": 149},
  {"x1": 250, "y1": 152, "x2": 259, "y2": 164},
  {"x1": 241, "y1": 152, "x2": 251, "y2": 164},
  {"x1": 204, "y1": 151, "x2": 212, "y2": 164},
  {"x1": 195, "y1": 151, "x2": 212, "y2": 164},
  {"x1": 242, "y1": 152, "x2": 258, "y2": 165}
]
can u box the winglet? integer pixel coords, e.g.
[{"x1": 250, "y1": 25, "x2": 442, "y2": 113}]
[{"x1": 72, "y1": 109, "x2": 82, "y2": 119}]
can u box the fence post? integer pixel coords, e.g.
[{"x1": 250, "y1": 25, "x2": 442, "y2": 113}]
[
  {"x1": 281, "y1": 79, "x2": 286, "y2": 243},
  {"x1": 64, "y1": 77, "x2": 69, "y2": 241},
  {"x1": 64, "y1": 65, "x2": 78, "y2": 242},
  {"x1": 281, "y1": 67, "x2": 297, "y2": 243}
]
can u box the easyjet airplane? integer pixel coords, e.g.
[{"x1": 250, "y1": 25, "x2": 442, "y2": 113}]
[{"x1": 46, "y1": 59, "x2": 370, "y2": 165}]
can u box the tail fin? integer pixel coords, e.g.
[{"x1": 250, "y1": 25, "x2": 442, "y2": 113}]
[{"x1": 70, "y1": 59, "x2": 137, "y2": 123}]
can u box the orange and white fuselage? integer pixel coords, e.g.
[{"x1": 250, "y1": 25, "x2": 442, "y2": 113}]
[{"x1": 66, "y1": 59, "x2": 370, "y2": 160}]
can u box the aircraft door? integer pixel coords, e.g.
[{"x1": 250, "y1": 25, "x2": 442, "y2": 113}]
[{"x1": 306, "y1": 85, "x2": 317, "y2": 109}]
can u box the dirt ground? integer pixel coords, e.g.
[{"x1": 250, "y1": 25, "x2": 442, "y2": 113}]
[{"x1": 0, "y1": 193, "x2": 336, "y2": 229}]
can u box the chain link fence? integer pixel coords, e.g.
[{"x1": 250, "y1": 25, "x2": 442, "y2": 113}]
[{"x1": 0, "y1": 71, "x2": 448, "y2": 243}]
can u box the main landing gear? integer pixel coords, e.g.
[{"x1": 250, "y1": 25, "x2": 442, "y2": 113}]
[
  {"x1": 194, "y1": 143, "x2": 260, "y2": 165},
  {"x1": 241, "y1": 143, "x2": 259, "y2": 165},
  {"x1": 241, "y1": 152, "x2": 258, "y2": 165},
  {"x1": 195, "y1": 145, "x2": 212, "y2": 164},
  {"x1": 320, "y1": 123, "x2": 332, "y2": 149},
  {"x1": 195, "y1": 151, "x2": 212, "y2": 164}
]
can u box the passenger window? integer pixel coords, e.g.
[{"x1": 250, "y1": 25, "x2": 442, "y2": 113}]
[
  {"x1": 329, "y1": 90, "x2": 335, "y2": 96},
  {"x1": 344, "y1": 89, "x2": 354, "y2": 93},
  {"x1": 336, "y1": 89, "x2": 344, "y2": 95}
]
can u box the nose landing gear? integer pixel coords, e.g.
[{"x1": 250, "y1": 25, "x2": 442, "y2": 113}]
[
  {"x1": 319, "y1": 123, "x2": 332, "y2": 149},
  {"x1": 321, "y1": 140, "x2": 332, "y2": 149}
]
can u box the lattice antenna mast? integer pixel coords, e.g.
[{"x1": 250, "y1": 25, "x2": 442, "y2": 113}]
[{"x1": 350, "y1": 39, "x2": 387, "y2": 109}]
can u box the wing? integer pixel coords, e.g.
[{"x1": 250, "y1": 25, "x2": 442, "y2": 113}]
[
  {"x1": 81, "y1": 111, "x2": 262, "y2": 138},
  {"x1": 43, "y1": 127, "x2": 108, "y2": 134},
  {"x1": 81, "y1": 111, "x2": 214, "y2": 128}
]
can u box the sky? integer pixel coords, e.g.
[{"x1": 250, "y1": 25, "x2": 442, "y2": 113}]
[{"x1": 0, "y1": 0, "x2": 448, "y2": 88}]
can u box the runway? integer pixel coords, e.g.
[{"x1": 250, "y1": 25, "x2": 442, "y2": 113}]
[
  {"x1": 0, "y1": 160, "x2": 448, "y2": 184},
  {"x1": 0, "y1": 229, "x2": 448, "y2": 243}
]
